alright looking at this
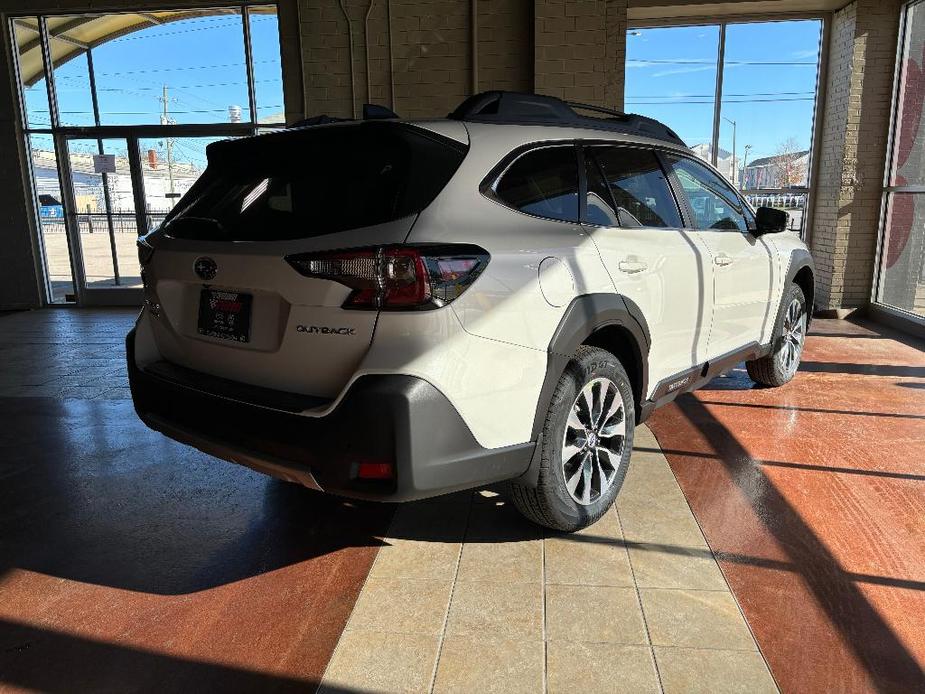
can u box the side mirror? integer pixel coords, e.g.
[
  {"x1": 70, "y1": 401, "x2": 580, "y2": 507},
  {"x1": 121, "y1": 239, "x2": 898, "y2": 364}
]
[{"x1": 755, "y1": 206, "x2": 788, "y2": 235}]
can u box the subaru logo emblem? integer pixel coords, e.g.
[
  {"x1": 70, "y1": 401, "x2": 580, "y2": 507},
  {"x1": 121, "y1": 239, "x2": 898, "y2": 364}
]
[{"x1": 194, "y1": 257, "x2": 217, "y2": 281}]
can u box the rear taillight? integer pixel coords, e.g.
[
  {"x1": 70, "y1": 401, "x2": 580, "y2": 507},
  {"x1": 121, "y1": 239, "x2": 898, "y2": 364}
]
[{"x1": 286, "y1": 245, "x2": 489, "y2": 310}]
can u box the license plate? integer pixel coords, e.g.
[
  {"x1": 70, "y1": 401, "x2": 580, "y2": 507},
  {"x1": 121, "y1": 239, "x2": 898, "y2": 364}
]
[{"x1": 197, "y1": 289, "x2": 252, "y2": 343}]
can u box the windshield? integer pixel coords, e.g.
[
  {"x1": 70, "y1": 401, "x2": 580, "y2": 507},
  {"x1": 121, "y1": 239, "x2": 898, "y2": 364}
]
[{"x1": 163, "y1": 122, "x2": 467, "y2": 241}]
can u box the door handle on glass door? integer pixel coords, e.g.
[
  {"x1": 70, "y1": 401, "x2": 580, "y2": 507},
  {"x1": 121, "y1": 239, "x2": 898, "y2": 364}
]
[
  {"x1": 618, "y1": 258, "x2": 648, "y2": 274},
  {"x1": 714, "y1": 254, "x2": 733, "y2": 267}
]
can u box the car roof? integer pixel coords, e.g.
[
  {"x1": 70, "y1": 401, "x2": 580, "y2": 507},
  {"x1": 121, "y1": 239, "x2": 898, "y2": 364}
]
[{"x1": 405, "y1": 118, "x2": 694, "y2": 157}]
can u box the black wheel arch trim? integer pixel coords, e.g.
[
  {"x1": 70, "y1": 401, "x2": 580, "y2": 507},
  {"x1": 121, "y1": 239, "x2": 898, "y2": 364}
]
[
  {"x1": 784, "y1": 247, "x2": 815, "y2": 314},
  {"x1": 515, "y1": 293, "x2": 650, "y2": 487}
]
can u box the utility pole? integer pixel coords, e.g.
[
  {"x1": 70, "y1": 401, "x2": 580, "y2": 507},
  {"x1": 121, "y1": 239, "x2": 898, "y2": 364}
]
[
  {"x1": 741, "y1": 144, "x2": 753, "y2": 192},
  {"x1": 159, "y1": 84, "x2": 176, "y2": 202},
  {"x1": 723, "y1": 116, "x2": 736, "y2": 187}
]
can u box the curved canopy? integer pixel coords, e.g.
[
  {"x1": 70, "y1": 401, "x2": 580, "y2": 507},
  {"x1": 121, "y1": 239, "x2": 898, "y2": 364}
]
[{"x1": 13, "y1": 8, "x2": 273, "y2": 87}]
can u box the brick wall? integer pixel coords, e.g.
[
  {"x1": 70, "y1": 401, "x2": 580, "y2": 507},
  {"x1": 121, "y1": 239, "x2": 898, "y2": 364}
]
[
  {"x1": 534, "y1": 0, "x2": 627, "y2": 108},
  {"x1": 299, "y1": 0, "x2": 626, "y2": 120},
  {"x1": 811, "y1": 0, "x2": 903, "y2": 311}
]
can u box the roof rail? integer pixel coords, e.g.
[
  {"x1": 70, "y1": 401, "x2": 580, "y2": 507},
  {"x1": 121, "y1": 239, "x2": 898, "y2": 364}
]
[
  {"x1": 448, "y1": 91, "x2": 686, "y2": 147},
  {"x1": 288, "y1": 103, "x2": 399, "y2": 129}
]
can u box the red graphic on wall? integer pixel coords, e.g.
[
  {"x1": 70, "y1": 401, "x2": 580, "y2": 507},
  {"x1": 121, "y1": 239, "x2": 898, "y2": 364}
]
[{"x1": 886, "y1": 40, "x2": 924, "y2": 269}]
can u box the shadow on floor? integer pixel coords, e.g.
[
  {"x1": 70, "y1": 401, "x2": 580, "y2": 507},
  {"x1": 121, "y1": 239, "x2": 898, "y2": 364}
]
[
  {"x1": 655, "y1": 391, "x2": 925, "y2": 692},
  {"x1": 0, "y1": 397, "x2": 394, "y2": 596},
  {"x1": 0, "y1": 618, "x2": 362, "y2": 694}
]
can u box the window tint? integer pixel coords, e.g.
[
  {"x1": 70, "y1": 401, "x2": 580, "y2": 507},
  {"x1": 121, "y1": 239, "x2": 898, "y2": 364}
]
[
  {"x1": 589, "y1": 147, "x2": 682, "y2": 228},
  {"x1": 666, "y1": 155, "x2": 749, "y2": 231},
  {"x1": 163, "y1": 123, "x2": 467, "y2": 241},
  {"x1": 495, "y1": 147, "x2": 579, "y2": 222}
]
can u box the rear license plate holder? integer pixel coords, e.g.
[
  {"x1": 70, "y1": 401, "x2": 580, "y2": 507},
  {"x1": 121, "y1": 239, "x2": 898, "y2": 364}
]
[{"x1": 197, "y1": 289, "x2": 253, "y2": 343}]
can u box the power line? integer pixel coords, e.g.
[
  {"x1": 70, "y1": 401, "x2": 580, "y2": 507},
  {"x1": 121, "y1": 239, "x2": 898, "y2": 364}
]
[
  {"x1": 626, "y1": 91, "x2": 814, "y2": 99},
  {"x1": 51, "y1": 58, "x2": 280, "y2": 80},
  {"x1": 625, "y1": 97, "x2": 816, "y2": 105},
  {"x1": 627, "y1": 59, "x2": 817, "y2": 66}
]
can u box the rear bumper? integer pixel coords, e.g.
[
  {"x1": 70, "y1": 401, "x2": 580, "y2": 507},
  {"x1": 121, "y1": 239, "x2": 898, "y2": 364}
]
[{"x1": 126, "y1": 329, "x2": 533, "y2": 501}]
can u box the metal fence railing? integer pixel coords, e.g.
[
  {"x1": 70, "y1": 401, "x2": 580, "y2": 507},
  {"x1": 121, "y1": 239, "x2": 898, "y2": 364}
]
[{"x1": 39, "y1": 211, "x2": 169, "y2": 236}]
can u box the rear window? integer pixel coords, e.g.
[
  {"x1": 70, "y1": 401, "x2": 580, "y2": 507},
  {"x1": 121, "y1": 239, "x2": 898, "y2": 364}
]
[
  {"x1": 493, "y1": 146, "x2": 580, "y2": 223},
  {"x1": 163, "y1": 123, "x2": 467, "y2": 241}
]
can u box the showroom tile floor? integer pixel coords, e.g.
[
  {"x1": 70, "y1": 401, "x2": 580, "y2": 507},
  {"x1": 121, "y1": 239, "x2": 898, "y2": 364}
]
[
  {"x1": 650, "y1": 318, "x2": 925, "y2": 693},
  {"x1": 319, "y1": 425, "x2": 776, "y2": 694},
  {"x1": 2, "y1": 308, "x2": 922, "y2": 693},
  {"x1": 0, "y1": 307, "x2": 134, "y2": 399}
]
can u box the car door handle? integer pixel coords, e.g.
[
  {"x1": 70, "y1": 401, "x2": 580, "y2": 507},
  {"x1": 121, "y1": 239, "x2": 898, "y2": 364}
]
[
  {"x1": 618, "y1": 259, "x2": 648, "y2": 274},
  {"x1": 714, "y1": 254, "x2": 733, "y2": 267}
]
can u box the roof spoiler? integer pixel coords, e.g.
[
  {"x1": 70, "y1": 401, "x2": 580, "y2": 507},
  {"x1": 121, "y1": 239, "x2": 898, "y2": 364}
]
[
  {"x1": 448, "y1": 91, "x2": 686, "y2": 147},
  {"x1": 287, "y1": 103, "x2": 399, "y2": 129}
]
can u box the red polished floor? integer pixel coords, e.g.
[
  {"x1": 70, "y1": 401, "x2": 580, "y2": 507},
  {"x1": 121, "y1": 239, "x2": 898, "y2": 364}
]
[
  {"x1": 0, "y1": 399, "x2": 393, "y2": 692},
  {"x1": 649, "y1": 319, "x2": 925, "y2": 694}
]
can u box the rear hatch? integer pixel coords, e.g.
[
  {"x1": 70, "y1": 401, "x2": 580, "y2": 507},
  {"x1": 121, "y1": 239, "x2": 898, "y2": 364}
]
[{"x1": 142, "y1": 121, "x2": 468, "y2": 399}]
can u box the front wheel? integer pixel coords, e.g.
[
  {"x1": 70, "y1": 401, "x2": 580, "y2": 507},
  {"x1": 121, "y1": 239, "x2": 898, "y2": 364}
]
[
  {"x1": 746, "y1": 283, "x2": 807, "y2": 387},
  {"x1": 511, "y1": 345, "x2": 634, "y2": 532}
]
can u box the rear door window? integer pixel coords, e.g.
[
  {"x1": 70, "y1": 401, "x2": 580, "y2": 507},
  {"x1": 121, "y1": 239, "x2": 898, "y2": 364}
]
[
  {"x1": 587, "y1": 146, "x2": 683, "y2": 228},
  {"x1": 163, "y1": 122, "x2": 467, "y2": 241},
  {"x1": 494, "y1": 146, "x2": 580, "y2": 223}
]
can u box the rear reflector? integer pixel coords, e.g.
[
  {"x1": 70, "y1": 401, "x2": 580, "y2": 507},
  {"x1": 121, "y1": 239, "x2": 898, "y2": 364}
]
[
  {"x1": 357, "y1": 461, "x2": 395, "y2": 480},
  {"x1": 285, "y1": 244, "x2": 489, "y2": 310}
]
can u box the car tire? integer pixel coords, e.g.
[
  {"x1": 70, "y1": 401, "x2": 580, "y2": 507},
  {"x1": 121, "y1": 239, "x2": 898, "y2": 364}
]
[
  {"x1": 746, "y1": 282, "x2": 807, "y2": 387},
  {"x1": 511, "y1": 345, "x2": 634, "y2": 532}
]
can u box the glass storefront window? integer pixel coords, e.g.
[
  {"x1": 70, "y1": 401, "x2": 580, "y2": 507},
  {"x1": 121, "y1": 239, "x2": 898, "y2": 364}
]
[
  {"x1": 890, "y1": 1, "x2": 925, "y2": 188},
  {"x1": 719, "y1": 20, "x2": 821, "y2": 191},
  {"x1": 249, "y1": 6, "x2": 285, "y2": 124},
  {"x1": 877, "y1": 0, "x2": 925, "y2": 319},
  {"x1": 48, "y1": 28, "x2": 96, "y2": 127},
  {"x1": 30, "y1": 134, "x2": 76, "y2": 303},
  {"x1": 626, "y1": 19, "x2": 824, "y2": 238},
  {"x1": 11, "y1": 18, "x2": 52, "y2": 129},
  {"x1": 8, "y1": 7, "x2": 286, "y2": 304},
  {"x1": 625, "y1": 25, "x2": 720, "y2": 164},
  {"x1": 879, "y1": 193, "x2": 925, "y2": 317}
]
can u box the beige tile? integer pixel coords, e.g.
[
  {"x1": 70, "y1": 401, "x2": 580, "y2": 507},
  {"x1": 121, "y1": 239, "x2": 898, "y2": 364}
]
[
  {"x1": 388, "y1": 500, "x2": 469, "y2": 542},
  {"x1": 319, "y1": 630, "x2": 439, "y2": 693},
  {"x1": 545, "y1": 584, "x2": 648, "y2": 644},
  {"x1": 628, "y1": 543, "x2": 728, "y2": 590},
  {"x1": 445, "y1": 581, "x2": 543, "y2": 638},
  {"x1": 547, "y1": 641, "x2": 660, "y2": 694},
  {"x1": 655, "y1": 647, "x2": 778, "y2": 694},
  {"x1": 433, "y1": 635, "x2": 544, "y2": 694},
  {"x1": 466, "y1": 499, "x2": 544, "y2": 542},
  {"x1": 544, "y1": 531, "x2": 634, "y2": 587},
  {"x1": 633, "y1": 423, "x2": 660, "y2": 449},
  {"x1": 640, "y1": 589, "x2": 757, "y2": 651},
  {"x1": 456, "y1": 539, "x2": 543, "y2": 584},
  {"x1": 345, "y1": 578, "x2": 452, "y2": 636},
  {"x1": 572, "y1": 505, "x2": 624, "y2": 540},
  {"x1": 617, "y1": 449, "x2": 707, "y2": 548},
  {"x1": 370, "y1": 538, "x2": 461, "y2": 582}
]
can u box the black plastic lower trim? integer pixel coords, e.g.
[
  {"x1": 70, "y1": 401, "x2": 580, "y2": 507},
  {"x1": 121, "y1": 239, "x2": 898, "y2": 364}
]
[
  {"x1": 127, "y1": 329, "x2": 534, "y2": 501},
  {"x1": 638, "y1": 341, "x2": 770, "y2": 421}
]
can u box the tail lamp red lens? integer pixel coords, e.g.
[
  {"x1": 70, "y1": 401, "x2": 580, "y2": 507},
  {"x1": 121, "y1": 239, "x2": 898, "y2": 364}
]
[
  {"x1": 286, "y1": 245, "x2": 489, "y2": 310},
  {"x1": 357, "y1": 461, "x2": 395, "y2": 480}
]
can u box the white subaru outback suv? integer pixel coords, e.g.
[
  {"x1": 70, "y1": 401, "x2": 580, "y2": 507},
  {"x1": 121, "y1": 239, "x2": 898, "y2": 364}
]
[{"x1": 128, "y1": 91, "x2": 814, "y2": 532}]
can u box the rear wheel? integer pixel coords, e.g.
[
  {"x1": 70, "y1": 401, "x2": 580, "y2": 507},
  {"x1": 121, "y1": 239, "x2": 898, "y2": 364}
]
[
  {"x1": 511, "y1": 345, "x2": 634, "y2": 532},
  {"x1": 746, "y1": 283, "x2": 807, "y2": 387}
]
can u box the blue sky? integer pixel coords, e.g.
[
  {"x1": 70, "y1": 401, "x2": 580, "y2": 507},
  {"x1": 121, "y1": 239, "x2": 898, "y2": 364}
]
[
  {"x1": 625, "y1": 20, "x2": 822, "y2": 162},
  {"x1": 24, "y1": 12, "x2": 283, "y2": 165},
  {"x1": 24, "y1": 14, "x2": 820, "y2": 169}
]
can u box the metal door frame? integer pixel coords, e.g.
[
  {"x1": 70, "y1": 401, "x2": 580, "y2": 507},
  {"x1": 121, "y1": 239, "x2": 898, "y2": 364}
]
[{"x1": 56, "y1": 126, "x2": 247, "y2": 306}]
